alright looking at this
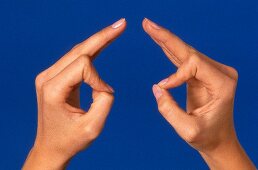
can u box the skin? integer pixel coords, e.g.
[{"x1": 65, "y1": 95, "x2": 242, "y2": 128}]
[
  {"x1": 143, "y1": 18, "x2": 256, "y2": 169},
  {"x1": 23, "y1": 17, "x2": 256, "y2": 169},
  {"x1": 23, "y1": 18, "x2": 127, "y2": 170}
]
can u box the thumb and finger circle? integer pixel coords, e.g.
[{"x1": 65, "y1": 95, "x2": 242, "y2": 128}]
[
  {"x1": 42, "y1": 55, "x2": 112, "y2": 104},
  {"x1": 40, "y1": 54, "x2": 115, "y2": 133},
  {"x1": 36, "y1": 18, "x2": 127, "y2": 97},
  {"x1": 153, "y1": 85, "x2": 200, "y2": 143},
  {"x1": 143, "y1": 18, "x2": 226, "y2": 142},
  {"x1": 37, "y1": 19, "x2": 126, "y2": 130},
  {"x1": 143, "y1": 18, "x2": 234, "y2": 89}
]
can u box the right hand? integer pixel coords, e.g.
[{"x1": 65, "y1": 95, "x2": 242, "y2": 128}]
[
  {"x1": 143, "y1": 18, "x2": 256, "y2": 169},
  {"x1": 23, "y1": 18, "x2": 127, "y2": 170}
]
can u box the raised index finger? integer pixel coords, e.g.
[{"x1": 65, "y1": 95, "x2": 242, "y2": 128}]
[
  {"x1": 75, "y1": 18, "x2": 127, "y2": 59},
  {"x1": 142, "y1": 18, "x2": 190, "y2": 67},
  {"x1": 46, "y1": 18, "x2": 127, "y2": 79}
]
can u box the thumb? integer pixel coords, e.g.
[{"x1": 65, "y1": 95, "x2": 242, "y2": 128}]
[{"x1": 152, "y1": 85, "x2": 199, "y2": 143}]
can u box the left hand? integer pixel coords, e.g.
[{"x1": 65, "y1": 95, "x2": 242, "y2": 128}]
[{"x1": 23, "y1": 18, "x2": 126, "y2": 170}]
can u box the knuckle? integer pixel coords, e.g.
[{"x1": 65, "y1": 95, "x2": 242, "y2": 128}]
[
  {"x1": 228, "y1": 77, "x2": 238, "y2": 88},
  {"x1": 188, "y1": 52, "x2": 201, "y2": 66},
  {"x1": 68, "y1": 43, "x2": 82, "y2": 57},
  {"x1": 185, "y1": 52, "x2": 201, "y2": 77},
  {"x1": 227, "y1": 66, "x2": 239, "y2": 81},
  {"x1": 177, "y1": 70, "x2": 188, "y2": 81},
  {"x1": 35, "y1": 72, "x2": 46, "y2": 90},
  {"x1": 78, "y1": 55, "x2": 91, "y2": 67},
  {"x1": 42, "y1": 82, "x2": 51, "y2": 93},
  {"x1": 78, "y1": 55, "x2": 94, "y2": 83},
  {"x1": 184, "y1": 125, "x2": 201, "y2": 143},
  {"x1": 222, "y1": 77, "x2": 237, "y2": 101},
  {"x1": 72, "y1": 43, "x2": 81, "y2": 50},
  {"x1": 158, "y1": 101, "x2": 172, "y2": 114},
  {"x1": 84, "y1": 126, "x2": 99, "y2": 141},
  {"x1": 42, "y1": 82, "x2": 59, "y2": 103}
]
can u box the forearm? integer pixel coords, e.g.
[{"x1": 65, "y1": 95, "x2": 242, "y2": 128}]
[
  {"x1": 23, "y1": 146, "x2": 69, "y2": 170},
  {"x1": 199, "y1": 137, "x2": 256, "y2": 170}
]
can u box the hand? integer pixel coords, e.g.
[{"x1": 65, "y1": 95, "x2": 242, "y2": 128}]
[
  {"x1": 23, "y1": 18, "x2": 127, "y2": 170},
  {"x1": 143, "y1": 18, "x2": 256, "y2": 169}
]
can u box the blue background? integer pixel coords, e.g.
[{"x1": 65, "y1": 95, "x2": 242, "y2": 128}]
[{"x1": 0, "y1": 0, "x2": 257, "y2": 169}]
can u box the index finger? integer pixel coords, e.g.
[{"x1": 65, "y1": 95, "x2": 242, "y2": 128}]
[
  {"x1": 142, "y1": 18, "x2": 190, "y2": 66},
  {"x1": 75, "y1": 18, "x2": 127, "y2": 59},
  {"x1": 45, "y1": 18, "x2": 127, "y2": 79}
]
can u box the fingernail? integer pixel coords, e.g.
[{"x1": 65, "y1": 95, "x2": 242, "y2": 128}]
[
  {"x1": 143, "y1": 17, "x2": 148, "y2": 23},
  {"x1": 146, "y1": 18, "x2": 161, "y2": 30},
  {"x1": 107, "y1": 85, "x2": 115, "y2": 93},
  {"x1": 158, "y1": 78, "x2": 168, "y2": 86},
  {"x1": 153, "y1": 84, "x2": 162, "y2": 99},
  {"x1": 112, "y1": 18, "x2": 125, "y2": 29}
]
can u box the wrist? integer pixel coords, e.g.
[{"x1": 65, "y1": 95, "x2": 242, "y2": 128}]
[
  {"x1": 199, "y1": 136, "x2": 256, "y2": 170},
  {"x1": 23, "y1": 145, "x2": 70, "y2": 170}
]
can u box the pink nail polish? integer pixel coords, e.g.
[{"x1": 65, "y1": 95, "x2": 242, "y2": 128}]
[
  {"x1": 158, "y1": 78, "x2": 168, "y2": 86},
  {"x1": 112, "y1": 18, "x2": 125, "y2": 29},
  {"x1": 146, "y1": 18, "x2": 161, "y2": 29},
  {"x1": 153, "y1": 85, "x2": 162, "y2": 99},
  {"x1": 143, "y1": 17, "x2": 148, "y2": 23}
]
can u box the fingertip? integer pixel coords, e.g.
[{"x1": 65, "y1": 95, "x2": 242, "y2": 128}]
[
  {"x1": 152, "y1": 84, "x2": 163, "y2": 100},
  {"x1": 77, "y1": 18, "x2": 127, "y2": 58},
  {"x1": 98, "y1": 83, "x2": 114, "y2": 94},
  {"x1": 111, "y1": 18, "x2": 127, "y2": 31},
  {"x1": 92, "y1": 90, "x2": 114, "y2": 104},
  {"x1": 142, "y1": 18, "x2": 162, "y2": 33},
  {"x1": 142, "y1": 18, "x2": 152, "y2": 34},
  {"x1": 88, "y1": 77, "x2": 114, "y2": 94},
  {"x1": 158, "y1": 72, "x2": 185, "y2": 89},
  {"x1": 147, "y1": 18, "x2": 162, "y2": 30},
  {"x1": 142, "y1": 17, "x2": 148, "y2": 31},
  {"x1": 100, "y1": 18, "x2": 127, "y2": 41}
]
